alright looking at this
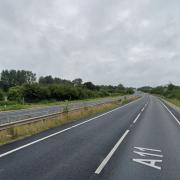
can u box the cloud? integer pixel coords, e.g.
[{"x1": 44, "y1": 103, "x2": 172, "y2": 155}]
[{"x1": 0, "y1": 0, "x2": 180, "y2": 87}]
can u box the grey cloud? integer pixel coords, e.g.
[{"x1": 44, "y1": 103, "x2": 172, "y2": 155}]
[{"x1": 0, "y1": 0, "x2": 180, "y2": 87}]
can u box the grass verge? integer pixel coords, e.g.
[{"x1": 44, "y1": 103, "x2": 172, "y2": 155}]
[
  {"x1": 0, "y1": 96, "x2": 138, "y2": 145},
  {"x1": 164, "y1": 98, "x2": 180, "y2": 107}
]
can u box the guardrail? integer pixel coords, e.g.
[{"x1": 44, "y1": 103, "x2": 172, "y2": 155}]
[{"x1": 0, "y1": 96, "x2": 134, "y2": 130}]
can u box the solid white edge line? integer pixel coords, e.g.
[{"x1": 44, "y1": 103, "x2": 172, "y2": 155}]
[
  {"x1": 0, "y1": 98, "x2": 140, "y2": 158},
  {"x1": 161, "y1": 102, "x2": 180, "y2": 126},
  {"x1": 95, "y1": 130, "x2": 130, "y2": 174}
]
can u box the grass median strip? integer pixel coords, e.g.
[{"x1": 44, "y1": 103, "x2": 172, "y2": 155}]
[{"x1": 0, "y1": 97, "x2": 139, "y2": 146}]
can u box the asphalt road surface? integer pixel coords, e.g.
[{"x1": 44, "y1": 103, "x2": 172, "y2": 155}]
[{"x1": 0, "y1": 95, "x2": 179, "y2": 180}]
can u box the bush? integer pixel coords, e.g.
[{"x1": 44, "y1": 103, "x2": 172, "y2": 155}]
[
  {"x1": 8, "y1": 86, "x2": 23, "y2": 102},
  {"x1": 98, "y1": 90, "x2": 109, "y2": 97},
  {"x1": 2, "y1": 82, "x2": 136, "y2": 103},
  {"x1": 126, "y1": 88, "x2": 134, "y2": 94},
  {"x1": 76, "y1": 87, "x2": 88, "y2": 99},
  {"x1": 39, "y1": 86, "x2": 51, "y2": 100},
  {"x1": 22, "y1": 84, "x2": 46, "y2": 102},
  {"x1": 49, "y1": 85, "x2": 64, "y2": 101},
  {"x1": 49, "y1": 85, "x2": 80, "y2": 101},
  {"x1": 171, "y1": 88, "x2": 180, "y2": 100}
]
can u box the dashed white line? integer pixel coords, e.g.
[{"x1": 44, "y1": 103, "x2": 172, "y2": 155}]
[
  {"x1": 161, "y1": 102, "x2": 180, "y2": 126},
  {"x1": 95, "y1": 130, "x2": 130, "y2": 174},
  {"x1": 95, "y1": 101, "x2": 148, "y2": 174},
  {"x1": 141, "y1": 107, "x2": 145, "y2": 112},
  {"x1": 133, "y1": 113, "x2": 141, "y2": 124},
  {"x1": 133, "y1": 103, "x2": 148, "y2": 124}
]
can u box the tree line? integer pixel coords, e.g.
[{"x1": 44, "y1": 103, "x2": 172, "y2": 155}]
[
  {"x1": 138, "y1": 83, "x2": 180, "y2": 100},
  {"x1": 0, "y1": 70, "x2": 134, "y2": 103}
]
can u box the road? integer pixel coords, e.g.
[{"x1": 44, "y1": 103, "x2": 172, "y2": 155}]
[
  {"x1": 0, "y1": 96, "x2": 128, "y2": 126},
  {"x1": 0, "y1": 95, "x2": 179, "y2": 180}
]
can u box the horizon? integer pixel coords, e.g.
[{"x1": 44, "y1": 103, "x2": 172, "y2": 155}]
[{"x1": 0, "y1": 68, "x2": 178, "y2": 88}]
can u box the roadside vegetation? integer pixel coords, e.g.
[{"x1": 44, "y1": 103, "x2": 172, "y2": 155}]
[
  {"x1": 0, "y1": 96, "x2": 138, "y2": 145},
  {"x1": 0, "y1": 69, "x2": 134, "y2": 111},
  {"x1": 138, "y1": 83, "x2": 180, "y2": 107}
]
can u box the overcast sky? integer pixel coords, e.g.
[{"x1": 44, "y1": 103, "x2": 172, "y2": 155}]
[{"x1": 0, "y1": 0, "x2": 180, "y2": 87}]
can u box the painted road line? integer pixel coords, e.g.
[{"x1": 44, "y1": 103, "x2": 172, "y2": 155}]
[
  {"x1": 132, "y1": 147, "x2": 163, "y2": 170},
  {"x1": 133, "y1": 102, "x2": 148, "y2": 124},
  {"x1": 95, "y1": 130, "x2": 130, "y2": 174},
  {"x1": 133, "y1": 113, "x2": 141, "y2": 124},
  {"x1": 134, "y1": 147, "x2": 162, "y2": 152},
  {"x1": 133, "y1": 159, "x2": 162, "y2": 170},
  {"x1": 0, "y1": 99, "x2": 140, "y2": 158},
  {"x1": 133, "y1": 151, "x2": 163, "y2": 157},
  {"x1": 162, "y1": 102, "x2": 180, "y2": 126},
  {"x1": 141, "y1": 107, "x2": 145, "y2": 112}
]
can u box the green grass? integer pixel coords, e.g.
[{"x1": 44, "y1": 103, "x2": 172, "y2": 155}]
[
  {"x1": 164, "y1": 98, "x2": 180, "y2": 107},
  {"x1": 0, "y1": 104, "x2": 32, "y2": 111}
]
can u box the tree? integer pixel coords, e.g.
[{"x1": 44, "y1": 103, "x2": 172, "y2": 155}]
[
  {"x1": 22, "y1": 83, "x2": 44, "y2": 102},
  {"x1": 0, "y1": 80, "x2": 9, "y2": 92},
  {"x1": 16, "y1": 70, "x2": 36, "y2": 85},
  {"x1": 118, "y1": 84, "x2": 125, "y2": 90},
  {"x1": 72, "y1": 78, "x2": 83, "y2": 86},
  {"x1": 39, "y1": 76, "x2": 73, "y2": 86},
  {"x1": 0, "y1": 89, "x2": 4, "y2": 101},
  {"x1": 0, "y1": 70, "x2": 36, "y2": 91},
  {"x1": 126, "y1": 88, "x2": 134, "y2": 94},
  {"x1": 49, "y1": 85, "x2": 64, "y2": 101},
  {"x1": 39, "y1": 76, "x2": 54, "y2": 84},
  {"x1": 138, "y1": 86, "x2": 152, "y2": 93},
  {"x1": 167, "y1": 83, "x2": 175, "y2": 91},
  {"x1": 26, "y1": 71, "x2": 36, "y2": 84},
  {"x1": 0, "y1": 70, "x2": 14, "y2": 90},
  {"x1": 151, "y1": 86, "x2": 164, "y2": 95},
  {"x1": 83, "y1": 82, "x2": 96, "y2": 90}
]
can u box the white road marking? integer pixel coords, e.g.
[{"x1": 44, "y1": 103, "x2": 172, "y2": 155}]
[
  {"x1": 161, "y1": 102, "x2": 180, "y2": 126},
  {"x1": 0, "y1": 99, "x2": 139, "y2": 158},
  {"x1": 133, "y1": 147, "x2": 163, "y2": 170},
  {"x1": 133, "y1": 102, "x2": 148, "y2": 124},
  {"x1": 133, "y1": 159, "x2": 162, "y2": 170},
  {"x1": 141, "y1": 107, "x2": 145, "y2": 112},
  {"x1": 95, "y1": 130, "x2": 130, "y2": 174},
  {"x1": 133, "y1": 113, "x2": 141, "y2": 124},
  {"x1": 133, "y1": 151, "x2": 163, "y2": 157},
  {"x1": 134, "y1": 147, "x2": 162, "y2": 152}
]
